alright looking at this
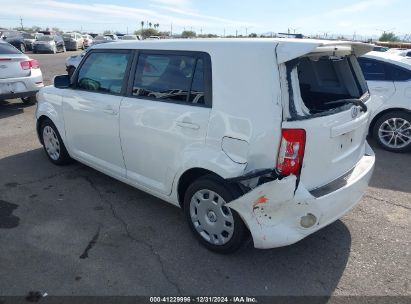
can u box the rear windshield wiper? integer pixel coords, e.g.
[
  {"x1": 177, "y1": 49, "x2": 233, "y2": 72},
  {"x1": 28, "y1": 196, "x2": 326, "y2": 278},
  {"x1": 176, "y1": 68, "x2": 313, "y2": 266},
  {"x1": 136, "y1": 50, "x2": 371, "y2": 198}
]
[{"x1": 324, "y1": 98, "x2": 367, "y2": 113}]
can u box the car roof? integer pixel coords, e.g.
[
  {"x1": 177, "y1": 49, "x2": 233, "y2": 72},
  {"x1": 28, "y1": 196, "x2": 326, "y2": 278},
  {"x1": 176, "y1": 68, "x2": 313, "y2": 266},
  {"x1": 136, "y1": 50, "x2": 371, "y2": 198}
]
[
  {"x1": 362, "y1": 51, "x2": 411, "y2": 70},
  {"x1": 91, "y1": 38, "x2": 373, "y2": 63}
]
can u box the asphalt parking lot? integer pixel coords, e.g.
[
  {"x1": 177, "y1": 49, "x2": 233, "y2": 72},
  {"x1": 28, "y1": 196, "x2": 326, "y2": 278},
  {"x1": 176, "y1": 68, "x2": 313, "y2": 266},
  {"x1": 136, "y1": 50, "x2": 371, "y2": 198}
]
[{"x1": 0, "y1": 51, "x2": 410, "y2": 299}]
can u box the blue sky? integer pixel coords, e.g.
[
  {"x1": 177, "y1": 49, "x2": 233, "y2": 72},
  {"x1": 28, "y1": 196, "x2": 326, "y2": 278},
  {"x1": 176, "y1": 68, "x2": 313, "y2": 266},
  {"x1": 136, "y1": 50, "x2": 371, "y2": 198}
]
[{"x1": 0, "y1": 0, "x2": 409, "y2": 38}]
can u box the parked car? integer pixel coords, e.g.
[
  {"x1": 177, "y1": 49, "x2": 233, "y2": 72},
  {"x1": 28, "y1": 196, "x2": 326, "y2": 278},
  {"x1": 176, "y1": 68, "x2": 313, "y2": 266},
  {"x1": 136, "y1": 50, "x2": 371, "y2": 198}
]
[
  {"x1": 82, "y1": 34, "x2": 93, "y2": 48},
  {"x1": 62, "y1": 32, "x2": 84, "y2": 51},
  {"x1": 121, "y1": 34, "x2": 140, "y2": 40},
  {"x1": 92, "y1": 35, "x2": 114, "y2": 45},
  {"x1": 33, "y1": 35, "x2": 65, "y2": 54},
  {"x1": 0, "y1": 41, "x2": 43, "y2": 104},
  {"x1": 104, "y1": 34, "x2": 119, "y2": 41},
  {"x1": 373, "y1": 46, "x2": 389, "y2": 52},
  {"x1": 1, "y1": 31, "x2": 28, "y2": 52},
  {"x1": 65, "y1": 49, "x2": 88, "y2": 77},
  {"x1": 396, "y1": 49, "x2": 411, "y2": 58},
  {"x1": 22, "y1": 32, "x2": 44, "y2": 51},
  {"x1": 36, "y1": 39, "x2": 375, "y2": 253},
  {"x1": 358, "y1": 51, "x2": 411, "y2": 152}
]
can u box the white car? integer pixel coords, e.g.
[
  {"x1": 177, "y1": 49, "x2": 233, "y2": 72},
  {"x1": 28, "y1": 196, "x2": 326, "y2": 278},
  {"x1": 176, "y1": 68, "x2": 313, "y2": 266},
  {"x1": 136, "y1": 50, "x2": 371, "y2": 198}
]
[
  {"x1": 36, "y1": 39, "x2": 375, "y2": 253},
  {"x1": 82, "y1": 34, "x2": 93, "y2": 48},
  {"x1": 0, "y1": 41, "x2": 43, "y2": 104},
  {"x1": 65, "y1": 49, "x2": 88, "y2": 77},
  {"x1": 359, "y1": 51, "x2": 411, "y2": 152}
]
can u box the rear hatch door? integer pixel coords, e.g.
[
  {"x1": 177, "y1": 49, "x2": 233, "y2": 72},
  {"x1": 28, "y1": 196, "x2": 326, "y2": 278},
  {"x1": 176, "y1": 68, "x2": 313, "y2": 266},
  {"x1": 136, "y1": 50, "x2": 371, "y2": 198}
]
[{"x1": 277, "y1": 40, "x2": 373, "y2": 190}]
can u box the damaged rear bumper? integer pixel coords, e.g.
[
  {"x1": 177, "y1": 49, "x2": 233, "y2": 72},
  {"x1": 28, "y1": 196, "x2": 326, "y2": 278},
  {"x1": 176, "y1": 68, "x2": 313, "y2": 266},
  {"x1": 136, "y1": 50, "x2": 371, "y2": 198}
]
[{"x1": 227, "y1": 143, "x2": 375, "y2": 249}]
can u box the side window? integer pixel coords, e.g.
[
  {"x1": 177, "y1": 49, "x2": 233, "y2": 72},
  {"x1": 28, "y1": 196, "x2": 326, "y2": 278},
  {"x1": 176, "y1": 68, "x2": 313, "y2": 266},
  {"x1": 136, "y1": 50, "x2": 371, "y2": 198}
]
[
  {"x1": 77, "y1": 52, "x2": 130, "y2": 94},
  {"x1": 132, "y1": 53, "x2": 206, "y2": 105},
  {"x1": 388, "y1": 64, "x2": 411, "y2": 82},
  {"x1": 358, "y1": 58, "x2": 386, "y2": 81}
]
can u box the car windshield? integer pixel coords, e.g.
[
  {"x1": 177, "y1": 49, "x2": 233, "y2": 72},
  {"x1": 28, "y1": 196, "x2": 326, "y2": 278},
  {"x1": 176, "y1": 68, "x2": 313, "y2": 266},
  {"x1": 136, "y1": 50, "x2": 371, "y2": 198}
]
[
  {"x1": 22, "y1": 33, "x2": 34, "y2": 39},
  {"x1": 96, "y1": 36, "x2": 111, "y2": 40},
  {"x1": 37, "y1": 35, "x2": 54, "y2": 41},
  {"x1": 122, "y1": 35, "x2": 137, "y2": 40}
]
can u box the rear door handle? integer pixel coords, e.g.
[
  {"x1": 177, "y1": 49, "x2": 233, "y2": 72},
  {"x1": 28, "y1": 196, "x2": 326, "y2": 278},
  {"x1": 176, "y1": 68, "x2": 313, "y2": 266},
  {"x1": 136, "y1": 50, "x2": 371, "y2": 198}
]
[
  {"x1": 176, "y1": 121, "x2": 200, "y2": 130},
  {"x1": 373, "y1": 87, "x2": 388, "y2": 92},
  {"x1": 103, "y1": 106, "x2": 117, "y2": 115}
]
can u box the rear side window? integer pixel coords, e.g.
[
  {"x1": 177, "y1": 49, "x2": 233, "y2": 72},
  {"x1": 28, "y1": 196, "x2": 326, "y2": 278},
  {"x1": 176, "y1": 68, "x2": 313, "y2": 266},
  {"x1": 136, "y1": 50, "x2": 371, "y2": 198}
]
[
  {"x1": 0, "y1": 43, "x2": 21, "y2": 54},
  {"x1": 76, "y1": 52, "x2": 130, "y2": 94},
  {"x1": 388, "y1": 65, "x2": 411, "y2": 81},
  {"x1": 358, "y1": 58, "x2": 386, "y2": 81},
  {"x1": 132, "y1": 52, "x2": 209, "y2": 106}
]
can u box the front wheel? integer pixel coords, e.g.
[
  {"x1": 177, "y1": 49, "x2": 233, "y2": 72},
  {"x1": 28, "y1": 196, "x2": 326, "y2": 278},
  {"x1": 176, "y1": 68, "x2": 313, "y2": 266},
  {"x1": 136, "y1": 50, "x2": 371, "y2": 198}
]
[
  {"x1": 40, "y1": 119, "x2": 72, "y2": 165},
  {"x1": 183, "y1": 175, "x2": 247, "y2": 253},
  {"x1": 373, "y1": 111, "x2": 411, "y2": 153},
  {"x1": 20, "y1": 43, "x2": 26, "y2": 53}
]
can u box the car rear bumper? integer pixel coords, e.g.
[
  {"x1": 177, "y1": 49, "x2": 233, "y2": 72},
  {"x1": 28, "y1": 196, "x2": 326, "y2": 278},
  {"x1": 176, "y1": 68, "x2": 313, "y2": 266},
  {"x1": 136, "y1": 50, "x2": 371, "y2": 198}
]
[
  {"x1": 227, "y1": 142, "x2": 375, "y2": 249},
  {"x1": 0, "y1": 70, "x2": 44, "y2": 100}
]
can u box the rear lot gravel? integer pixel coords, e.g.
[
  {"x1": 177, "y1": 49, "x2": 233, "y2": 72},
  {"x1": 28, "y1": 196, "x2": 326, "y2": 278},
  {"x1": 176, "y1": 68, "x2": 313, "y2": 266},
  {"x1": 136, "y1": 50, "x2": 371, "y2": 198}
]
[{"x1": 0, "y1": 51, "x2": 410, "y2": 298}]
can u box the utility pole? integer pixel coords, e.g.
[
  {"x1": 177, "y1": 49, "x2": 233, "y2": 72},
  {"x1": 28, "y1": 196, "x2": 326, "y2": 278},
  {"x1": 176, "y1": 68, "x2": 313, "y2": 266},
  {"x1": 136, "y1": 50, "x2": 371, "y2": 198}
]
[
  {"x1": 223, "y1": 28, "x2": 225, "y2": 37},
  {"x1": 20, "y1": 16, "x2": 23, "y2": 30},
  {"x1": 245, "y1": 27, "x2": 248, "y2": 36},
  {"x1": 170, "y1": 23, "x2": 173, "y2": 37},
  {"x1": 236, "y1": 29, "x2": 238, "y2": 37}
]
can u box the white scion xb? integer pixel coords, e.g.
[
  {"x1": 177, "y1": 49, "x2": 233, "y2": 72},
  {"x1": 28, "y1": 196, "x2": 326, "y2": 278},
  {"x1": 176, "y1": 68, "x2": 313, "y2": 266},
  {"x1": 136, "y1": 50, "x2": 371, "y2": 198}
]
[{"x1": 36, "y1": 39, "x2": 375, "y2": 253}]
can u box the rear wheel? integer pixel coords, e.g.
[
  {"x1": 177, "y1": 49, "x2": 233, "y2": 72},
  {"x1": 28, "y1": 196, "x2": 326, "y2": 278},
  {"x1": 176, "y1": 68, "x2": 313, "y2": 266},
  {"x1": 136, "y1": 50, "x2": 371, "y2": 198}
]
[
  {"x1": 21, "y1": 95, "x2": 36, "y2": 105},
  {"x1": 40, "y1": 119, "x2": 72, "y2": 165},
  {"x1": 183, "y1": 175, "x2": 247, "y2": 253},
  {"x1": 373, "y1": 111, "x2": 411, "y2": 153}
]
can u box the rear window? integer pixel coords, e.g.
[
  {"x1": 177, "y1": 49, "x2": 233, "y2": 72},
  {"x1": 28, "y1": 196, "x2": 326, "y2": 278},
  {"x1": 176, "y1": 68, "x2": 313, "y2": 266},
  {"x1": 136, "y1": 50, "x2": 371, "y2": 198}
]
[
  {"x1": 0, "y1": 43, "x2": 21, "y2": 54},
  {"x1": 294, "y1": 55, "x2": 368, "y2": 114},
  {"x1": 38, "y1": 35, "x2": 54, "y2": 41}
]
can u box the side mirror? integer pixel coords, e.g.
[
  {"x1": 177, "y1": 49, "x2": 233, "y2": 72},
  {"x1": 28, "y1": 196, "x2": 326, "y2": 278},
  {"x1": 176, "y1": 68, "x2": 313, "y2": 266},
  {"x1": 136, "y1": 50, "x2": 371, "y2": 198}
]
[{"x1": 54, "y1": 75, "x2": 70, "y2": 89}]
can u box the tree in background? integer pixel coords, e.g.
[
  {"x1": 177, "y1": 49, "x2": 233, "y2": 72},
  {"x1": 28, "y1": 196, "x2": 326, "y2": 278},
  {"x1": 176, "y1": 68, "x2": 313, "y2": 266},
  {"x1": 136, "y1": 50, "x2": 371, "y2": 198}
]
[
  {"x1": 379, "y1": 32, "x2": 399, "y2": 42},
  {"x1": 103, "y1": 30, "x2": 112, "y2": 35},
  {"x1": 135, "y1": 28, "x2": 160, "y2": 38},
  {"x1": 248, "y1": 33, "x2": 257, "y2": 38},
  {"x1": 181, "y1": 30, "x2": 196, "y2": 38},
  {"x1": 140, "y1": 21, "x2": 144, "y2": 32},
  {"x1": 149, "y1": 22, "x2": 152, "y2": 28}
]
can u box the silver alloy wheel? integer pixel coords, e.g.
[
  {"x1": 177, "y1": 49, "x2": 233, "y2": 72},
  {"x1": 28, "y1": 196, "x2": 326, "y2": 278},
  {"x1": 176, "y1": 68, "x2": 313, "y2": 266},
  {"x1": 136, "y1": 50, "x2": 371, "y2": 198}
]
[
  {"x1": 189, "y1": 189, "x2": 235, "y2": 245},
  {"x1": 378, "y1": 117, "x2": 411, "y2": 149},
  {"x1": 43, "y1": 126, "x2": 61, "y2": 160}
]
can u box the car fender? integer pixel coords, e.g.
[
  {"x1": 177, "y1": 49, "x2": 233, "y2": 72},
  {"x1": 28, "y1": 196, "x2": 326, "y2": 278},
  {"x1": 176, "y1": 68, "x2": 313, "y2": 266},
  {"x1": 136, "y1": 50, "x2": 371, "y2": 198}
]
[
  {"x1": 170, "y1": 144, "x2": 248, "y2": 201},
  {"x1": 36, "y1": 86, "x2": 66, "y2": 143}
]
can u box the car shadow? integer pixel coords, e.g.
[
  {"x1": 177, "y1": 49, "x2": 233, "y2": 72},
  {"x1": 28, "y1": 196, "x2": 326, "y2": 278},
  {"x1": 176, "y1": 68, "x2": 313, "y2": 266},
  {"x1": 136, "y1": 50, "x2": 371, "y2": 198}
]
[
  {"x1": 0, "y1": 99, "x2": 32, "y2": 119},
  {"x1": 0, "y1": 148, "x2": 351, "y2": 299},
  {"x1": 368, "y1": 139, "x2": 411, "y2": 194}
]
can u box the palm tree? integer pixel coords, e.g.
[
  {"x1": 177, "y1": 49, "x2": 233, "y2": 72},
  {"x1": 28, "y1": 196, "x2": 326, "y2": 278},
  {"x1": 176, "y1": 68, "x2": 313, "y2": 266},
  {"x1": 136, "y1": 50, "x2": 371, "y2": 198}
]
[
  {"x1": 141, "y1": 21, "x2": 144, "y2": 32},
  {"x1": 149, "y1": 22, "x2": 152, "y2": 28}
]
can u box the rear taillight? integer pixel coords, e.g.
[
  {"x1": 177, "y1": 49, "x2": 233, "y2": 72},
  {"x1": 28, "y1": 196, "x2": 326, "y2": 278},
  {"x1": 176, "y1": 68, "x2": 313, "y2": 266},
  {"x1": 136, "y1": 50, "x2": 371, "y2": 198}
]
[
  {"x1": 276, "y1": 129, "x2": 306, "y2": 177},
  {"x1": 20, "y1": 59, "x2": 40, "y2": 70}
]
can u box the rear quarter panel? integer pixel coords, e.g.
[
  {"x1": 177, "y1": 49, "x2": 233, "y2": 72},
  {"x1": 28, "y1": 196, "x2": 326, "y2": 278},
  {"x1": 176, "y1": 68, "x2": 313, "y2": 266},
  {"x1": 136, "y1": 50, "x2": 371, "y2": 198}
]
[{"x1": 206, "y1": 42, "x2": 283, "y2": 173}]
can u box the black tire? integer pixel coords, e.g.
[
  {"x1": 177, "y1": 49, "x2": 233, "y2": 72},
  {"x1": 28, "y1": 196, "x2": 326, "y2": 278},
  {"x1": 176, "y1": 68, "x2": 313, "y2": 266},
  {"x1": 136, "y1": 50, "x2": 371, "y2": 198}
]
[
  {"x1": 372, "y1": 111, "x2": 411, "y2": 153},
  {"x1": 20, "y1": 43, "x2": 26, "y2": 53},
  {"x1": 21, "y1": 95, "x2": 37, "y2": 105},
  {"x1": 183, "y1": 174, "x2": 247, "y2": 254},
  {"x1": 40, "y1": 119, "x2": 72, "y2": 165}
]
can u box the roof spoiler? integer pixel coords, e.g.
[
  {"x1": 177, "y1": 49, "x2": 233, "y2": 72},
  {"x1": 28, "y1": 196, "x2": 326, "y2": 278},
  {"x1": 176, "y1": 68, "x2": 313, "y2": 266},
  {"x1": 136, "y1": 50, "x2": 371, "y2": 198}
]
[{"x1": 276, "y1": 40, "x2": 374, "y2": 64}]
